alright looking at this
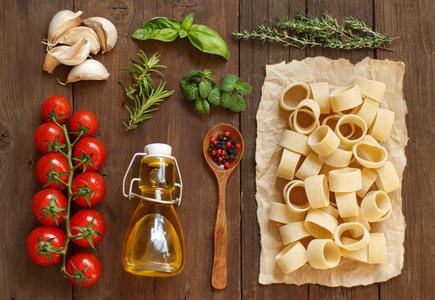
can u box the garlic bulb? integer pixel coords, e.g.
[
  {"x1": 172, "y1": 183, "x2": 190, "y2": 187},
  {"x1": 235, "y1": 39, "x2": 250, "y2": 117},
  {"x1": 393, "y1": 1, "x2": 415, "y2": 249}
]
[
  {"x1": 59, "y1": 59, "x2": 110, "y2": 85},
  {"x1": 47, "y1": 10, "x2": 83, "y2": 48},
  {"x1": 83, "y1": 17, "x2": 117, "y2": 53},
  {"x1": 43, "y1": 45, "x2": 70, "y2": 74},
  {"x1": 54, "y1": 26, "x2": 101, "y2": 55},
  {"x1": 48, "y1": 38, "x2": 91, "y2": 66}
]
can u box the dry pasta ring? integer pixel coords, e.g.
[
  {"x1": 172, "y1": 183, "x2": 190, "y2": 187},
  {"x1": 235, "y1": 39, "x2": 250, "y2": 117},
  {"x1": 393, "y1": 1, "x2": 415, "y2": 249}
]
[
  {"x1": 334, "y1": 222, "x2": 370, "y2": 251},
  {"x1": 279, "y1": 82, "x2": 311, "y2": 111},
  {"x1": 353, "y1": 140, "x2": 388, "y2": 168},
  {"x1": 335, "y1": 114, "x2": 368, "y2": 146},
  {"x1": 275, "y1": 241, "x2": 308, "y2": 274},
  {"x1": 343, "y1": 206, "x2": 371, "y2": 238},
  {"x1": 335, "y1": 192, "x2": 358, "y2": 218},
  {"x1": 375, "y1": 161, "x2": 400, "y2": 193},
  {"x1": 319, "y1": 205, "x2": 339, "y2": 219},
  {"x1": 369, "y1": 108, "x2": 395, "y2": 142},
  {"x1": 340, "y1": 237, "x2": 368, "y2": 262},
  {"x1": 356, "y1": 167, "x2": 378, "y2": 198},
  {"x1": 279, "y1": 129, "x2": 310, "y2": 156},
  {"x1": 293, "y1": 99, "x2": 321, "y2": 135},
  {"x1": 279, "y1": 221, "x2": 311, "y2": 245},
  {"x1": 307, "y1": 239, "x2": 341, "y2": 269},
  {"x1": 269, "y1": 202, "x2": 306, "y2": 224},
  {"x1": 288, "y1": 108, "x2": 315, "y2": 131},
  {"x1": 295, "y1": 151, "x2": 324, "y2": 180},
  {"x1": 276, "y1": 149, "x2": 301, "y2": 180},
  {"x1": 330, "y1": 84, "x2": 363, "y2": 113},
  {"x1": 353, "y1": 78, "x2": 386, "y2": 103},
  {"x1": 329, "y1": 168, "x2": 362, "y2": 192},
  {"x1": 319, "y1": 147, "x2": 353, "y2": 168},
  {"x1": 361, "y1": 190, "x2": 392, "y2": 222},
  {"x1": 283, "y1": 180, "x2": 310, "y2": 213},
  {"x1": 308, "y1": 125, "x2": 340, "y2": 156},
  {"x1": 309, "y1": 82, "x2": 330, "y2": 114},
  {"x1": 356, "y1": 98, "x2": 379, "y2": 128},
  {"x1": 322, "y1": 114, "x2": 340, "y2": 131},
  {"x1": 368, "y1": 232, "x2": 387, "y2": 263},
  {"x1": 304, "y1": 208, "x2": 338, "y2": 239},
  {"x1": 305, "y1": 174, "x2": 329, "y2": 209}
]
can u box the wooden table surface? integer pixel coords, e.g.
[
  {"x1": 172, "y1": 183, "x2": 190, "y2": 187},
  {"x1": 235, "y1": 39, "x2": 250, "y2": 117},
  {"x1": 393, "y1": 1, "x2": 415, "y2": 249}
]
[{"x1": 1, "y1": 0, "x2": 433, "y2": 299}]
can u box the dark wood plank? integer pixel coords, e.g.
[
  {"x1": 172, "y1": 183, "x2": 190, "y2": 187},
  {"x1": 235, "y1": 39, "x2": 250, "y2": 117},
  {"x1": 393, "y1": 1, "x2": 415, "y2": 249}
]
[{"x1": 375, "y1": 0, "x2": 435, "y2": 299}]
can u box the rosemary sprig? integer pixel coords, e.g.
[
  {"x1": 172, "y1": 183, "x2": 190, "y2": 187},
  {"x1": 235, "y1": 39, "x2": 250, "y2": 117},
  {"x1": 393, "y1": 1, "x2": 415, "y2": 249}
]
[
  {"x1": 120, "y1": 51, "x2": 174, "y2": 131},
  {"x1": 233, "y1": 11, "x2": 393, "y2": 51}
]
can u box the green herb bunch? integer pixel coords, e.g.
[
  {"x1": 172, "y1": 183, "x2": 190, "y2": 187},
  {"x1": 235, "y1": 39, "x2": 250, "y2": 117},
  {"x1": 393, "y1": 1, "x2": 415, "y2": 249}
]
[
  {"x1": 233, "y1": 11, "x2": 393, "y2": 50},
  {"x1": 180, "y1": 69, "x2": 252, "y2": 115},
  {"x1": 120, "y1": 51, "x2": 174, "y2": 131}
]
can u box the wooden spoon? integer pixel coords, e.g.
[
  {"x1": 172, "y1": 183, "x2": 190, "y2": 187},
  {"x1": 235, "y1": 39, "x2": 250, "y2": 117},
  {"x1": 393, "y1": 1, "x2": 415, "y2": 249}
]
[{"x1": 203, "y1": 123, "x2": 244, "y2": 290}]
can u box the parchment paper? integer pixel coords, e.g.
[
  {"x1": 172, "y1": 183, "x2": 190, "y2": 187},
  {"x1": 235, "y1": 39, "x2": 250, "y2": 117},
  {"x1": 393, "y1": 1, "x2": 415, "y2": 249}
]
[{"x1": 256, "y1": 57, "x2": 408, "y2": 287}]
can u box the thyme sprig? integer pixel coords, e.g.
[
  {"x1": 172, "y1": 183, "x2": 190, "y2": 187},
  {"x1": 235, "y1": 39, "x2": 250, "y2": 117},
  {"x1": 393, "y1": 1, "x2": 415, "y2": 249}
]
[
  {"x1": 233, "y1": 11, "x2": 393, "y2": 50},
  {"x1": 120, "y1": 51, "x2": 174, "y2": 131}
]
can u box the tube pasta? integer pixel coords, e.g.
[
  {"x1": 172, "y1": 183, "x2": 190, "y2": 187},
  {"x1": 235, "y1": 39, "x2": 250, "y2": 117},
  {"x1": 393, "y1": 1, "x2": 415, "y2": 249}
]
[
  {"x1": 335, "y1": 192, "x2": 358, "y2": 218},
  {"x1": 280, "y1": 129, "x2": 310, "y2": 156},
  {"x1": 283, "y1": 180, "x2": 311, "y2": 213},
  {"x1": 375, "y1": 161, "x2": 400, "y2": 193},
  {"x1": 308, "y1": 125, "x2": 340, "y2": 156},
  {"x1": 275, "y1": 241, "x2": 308, "y2": 274},
  {"x1": 280, "y1": 82, "x2": 311, "y2": 111},
  {"x1": 343, "y1": 206, "x2": 371, "y2": 238},
  {"x1": 334, "y1": 222, "x2": 370, "y2": 251},
  {"x1": 330, "y1": 84, "x2": 363, "y2": 113},
  {"x1": 279, "y1": 221, "x2": 311, "y2": 245},
  {"x1": 295, "y1": 151, "x2": 324, "y2": 180},
  {"x1": 340, "y1": 237, "x2": 368, "y2": 262},
  {"x1": 353, "y1": 78, "x2": 386, "y2": 103},
  {"x1": 353, "y1": 140, "x2": 388, "y2": 169},
  {"x1": 368, "y1": 233, "x2": 387, "y2": 263},
  {"x1": 307, "y1": 239, "x2": 341, "y2": 269},
  {"x1": 335, "y1": 114, "x2": 368, "y2": 146},
  {"x1": 369, "y1": 108, "x2": 395, "y2": 142},
  {"x1": 304, "y1": 208, "x2": 338, "y2": 239},
  {"x1": 309, "y1": 82, "x2": 330, "y2": 114},
  {"x1": 320, "y1": 147, "x2": 353, "y2": 168},
  {"x1": 276, "y1": 149, "x2": 301, "y2": 180},
  {"x1": 356, "y1": 167, "x2": 378, "y2": 198},
  {"x1": 356, "y1": 98, "x2": 379, "y2": 128},
  {"x1": 329, "y1": 168, "x2": 362, "y2": 192},
  {"x1": 319, "y1": 205, "x2": 339, "y2": 219},
  {"x1": 269, "y1": 202, "x2": 306, "y2": 224},
  {"x1": 293, "y1": 99, "x2": 321, "y2": 135},
  {"x1": 361, "y1": 190, "x2": 391, "y2": 222},
  {"x1": 305, "y1": 174, "x2": 329, "y2": 208}
]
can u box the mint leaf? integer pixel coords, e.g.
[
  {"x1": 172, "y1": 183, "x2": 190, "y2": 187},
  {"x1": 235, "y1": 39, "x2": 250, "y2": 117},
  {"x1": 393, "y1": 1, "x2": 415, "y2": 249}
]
[
  {"x1": 220, "y1": 91, "x2": 233, "y2": 108},
  {"x1": 236, "y1": 81, "x2": 252, "y2": 95},
  {"x1": 182, "y1": 82, "x2": 199, "y2": 101},
  {"x1": 208, "y1": 88, "x2": 221, "y2": 105},
  {"x1": 188, "y1": 69, "x2": 203, "y2": 76},
  {"x1": 199, "y1": 81, "x2": 212, "y2": 98},
  {"x1": 204, "y1": 69, "x2": 215, "y2": 77},
  {"x1": 220, "y1": 75, "x2": 238, "y2": 92},
  {"x1": 194, "y1": 97, "x2": 210, "y2": 115},
  {"x1": 229, "y1": 94, "x2": 246, "y2": 112}
]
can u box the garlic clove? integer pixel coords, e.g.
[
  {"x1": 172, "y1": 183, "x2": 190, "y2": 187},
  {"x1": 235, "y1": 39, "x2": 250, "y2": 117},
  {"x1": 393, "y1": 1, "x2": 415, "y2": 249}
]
[
  {"x1": 48, "y1": 38, "x2": 91, "y2": 66},
  {"x1": 43, "y1": 45, "x2": 70, "y2": 74},
  {"x1": 83, "y1": 17, "x2": 117, "y2": 54},
  {"x1": 47, "y1": 10, "x2": 83, "y2": 49},
  {"x1": 59, "y1": 59, "x2": 110, "y2": 85},
  {"x1": 54, "y1": 26, "x2": 101, "y2": 55}
]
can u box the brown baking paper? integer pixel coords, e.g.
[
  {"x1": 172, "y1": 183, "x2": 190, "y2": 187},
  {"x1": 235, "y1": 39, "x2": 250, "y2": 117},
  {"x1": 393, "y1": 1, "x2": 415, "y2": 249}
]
[{"x1": 256, "y1": 57, "x2": 407, "y2": 287}]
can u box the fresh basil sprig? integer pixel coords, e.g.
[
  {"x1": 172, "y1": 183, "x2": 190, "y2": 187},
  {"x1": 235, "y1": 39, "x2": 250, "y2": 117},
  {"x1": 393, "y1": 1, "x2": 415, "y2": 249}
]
[
  {"x1": 180, "y1": 69, "x2": 252, "y2": 115},
  {"x1": 132, "y1": 13, "x2": 230, "y2": 60}
]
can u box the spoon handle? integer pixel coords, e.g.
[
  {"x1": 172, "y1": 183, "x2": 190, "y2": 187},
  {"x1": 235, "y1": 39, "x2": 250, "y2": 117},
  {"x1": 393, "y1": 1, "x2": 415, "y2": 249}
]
[{"x1": 211, "y1": 173, "x2": 229, "y2": 289}]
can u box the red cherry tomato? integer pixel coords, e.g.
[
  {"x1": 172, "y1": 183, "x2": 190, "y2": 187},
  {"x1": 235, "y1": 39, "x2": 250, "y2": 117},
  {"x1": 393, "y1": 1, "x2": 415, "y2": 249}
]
[
  {"x1": 69, "y1": 110, "x2": 98, "y2": 136},
  {"x1": 35, "y1": 153, "x2": 69, "y2": 189},
  {"x1": 41, "y1": 95, "x2": 71, "y2": 124},
  {"x1": 71, "y1": 172, "x2": 106, "y2": 207},
  {"x1": 26, "y1": 226, "x2": 66, "y2": 266},
  {"x1": 73, "y1": 137, "x2": 106, "y2": 171},
  {"x1": 31, "y1": 189, "x2": 67, "y2": 226},
  {"x1": 34, "y1": 122, "x2": 66, "y2": 153},
  {"x1": 66, "y1": 253, "x2": 101, "y2": 287},
  {"x1": 70, "y1": 209, "x2": 106, "y2": 248}
]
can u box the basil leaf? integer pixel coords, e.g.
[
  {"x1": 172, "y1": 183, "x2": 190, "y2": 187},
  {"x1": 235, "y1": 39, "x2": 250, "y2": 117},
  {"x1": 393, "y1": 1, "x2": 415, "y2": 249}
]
[
  {"x1": 132, "y1": 17, "x2": 181, "y2": 42},
  {"x1": 229, "y1": 94, "x2": 246, "y2": 112},
  {"x1": 187, "y1": 24, "x2": 230, "y2": 60},
  {"x1": 220, "y1": 91, "x2": 233, "y2": 108},
  {"x1": 199, "y1": 81, "x2": 212, "y2": 98},
  {"x1": 194, "y1": 97, "x2": 210, "y2": 115},
  {"x1": 235, "y1": 81, "x2": 252, "y2": 95},
  {"x1": 208, "y1": 88, "x2": 221, "y2": 105},
  {"x1": 221, "y1": 75, "x2": 238, "y2": 92},
  {"x1": 182, "y1": 13, "x2": 194, "y2": 32},
  {"x1": 182, "y1": 82, "x2": 199, "y2": 101}
]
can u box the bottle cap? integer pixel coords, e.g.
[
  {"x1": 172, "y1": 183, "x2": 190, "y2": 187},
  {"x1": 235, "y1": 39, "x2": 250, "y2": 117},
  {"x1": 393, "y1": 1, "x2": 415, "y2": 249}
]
[{"x1": 144, "y1": 143, "x2": 172, "y2": 156}]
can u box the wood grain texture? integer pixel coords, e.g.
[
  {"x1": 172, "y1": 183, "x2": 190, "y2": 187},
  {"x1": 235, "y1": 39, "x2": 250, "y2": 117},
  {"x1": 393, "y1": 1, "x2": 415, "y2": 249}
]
[{"x1": 0, "y1": 0, "x2": 433, "y2": 299}]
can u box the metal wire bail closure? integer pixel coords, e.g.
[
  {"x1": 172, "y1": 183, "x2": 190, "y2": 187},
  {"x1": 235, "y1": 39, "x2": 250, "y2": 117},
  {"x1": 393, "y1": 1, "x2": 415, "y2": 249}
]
[{"x1": 122, "y1": 152, "x2": 183, "y2": 206}]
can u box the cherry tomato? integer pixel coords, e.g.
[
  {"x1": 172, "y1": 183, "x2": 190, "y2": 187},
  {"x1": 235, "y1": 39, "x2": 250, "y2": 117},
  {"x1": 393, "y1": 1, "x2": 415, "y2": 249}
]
[
  {"x1": 70, "y1": 209, "x2": 106, "y2": 248},
  {"x1": 71, "y1": 172, "x2": 106, "y2": 207},
  {"x1": 73, "y1": 137, "x2": 106, "y2": 171},
  {"x1": 66, "y1": 253, "x2": 101, "y2": 287},
  {"x1": 26, "y1": 226, "x2": 66, "y2": 266},
  {"x1": 41, "y1": 95, "x2": 71, "y2": 124},
  {"x1": 34, "y1": 122, "x2": 66, "y2": 153},
  {"x1": 69, "y1": 110, "x2": 98, "y2": 136},
  {"x1": 31, "y1": 189, "x2": 67, "y2": 226},
  {"x1": 35, "y1": 153, "x2": 69, "y2": 189}
]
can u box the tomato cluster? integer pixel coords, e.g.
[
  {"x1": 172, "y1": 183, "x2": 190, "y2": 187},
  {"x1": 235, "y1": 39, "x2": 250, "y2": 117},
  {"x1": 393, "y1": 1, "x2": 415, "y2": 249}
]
[{"x1": 27, "y1": 95, "x2": 107, "y2": 287}]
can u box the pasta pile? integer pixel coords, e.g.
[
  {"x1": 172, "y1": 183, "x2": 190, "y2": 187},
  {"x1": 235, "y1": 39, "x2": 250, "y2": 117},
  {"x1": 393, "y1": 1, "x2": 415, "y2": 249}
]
[{"x1": 270, "y1": 78, "x2": 399, "y2": 273}]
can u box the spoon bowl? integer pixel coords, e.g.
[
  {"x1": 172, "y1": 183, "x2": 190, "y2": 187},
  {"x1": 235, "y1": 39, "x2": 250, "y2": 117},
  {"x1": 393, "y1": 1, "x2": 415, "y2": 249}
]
[{"x1": 203, "y1": 123, "x2": 244, "y2": 290}]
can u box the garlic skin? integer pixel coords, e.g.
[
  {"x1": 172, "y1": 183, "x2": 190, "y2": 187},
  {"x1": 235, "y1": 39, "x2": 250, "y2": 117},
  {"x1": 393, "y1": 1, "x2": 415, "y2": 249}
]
[
  {"x1": 48, "y1": 38, "x2": 91, "y2": 66},
  {"x1": 43, "y1": 45, "x2": 70, "y2": 74},
  {"x1": 83, "y1": 17, "x2": 117, "y2": 53},
  {"x1": 54, "y1": 26, "x2": 101, "y2": 55},
  {"x1": 59, "y1": 59, "x2": 110, "y2": 85},
  {"x1": 47, "y1": 10, "x2": 83, "y2": 48}
]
